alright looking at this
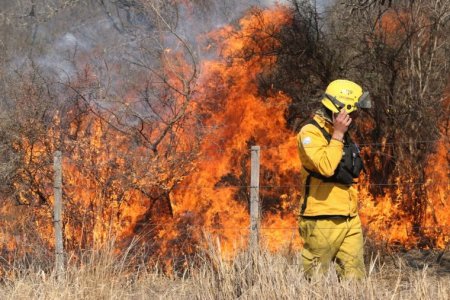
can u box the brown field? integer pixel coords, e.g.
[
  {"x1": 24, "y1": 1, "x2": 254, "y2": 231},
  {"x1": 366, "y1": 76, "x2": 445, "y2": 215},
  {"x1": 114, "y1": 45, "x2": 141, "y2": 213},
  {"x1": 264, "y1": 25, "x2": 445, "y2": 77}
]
[{"x1": 1, "y1": 240, "x2": 448, "y2": 300}]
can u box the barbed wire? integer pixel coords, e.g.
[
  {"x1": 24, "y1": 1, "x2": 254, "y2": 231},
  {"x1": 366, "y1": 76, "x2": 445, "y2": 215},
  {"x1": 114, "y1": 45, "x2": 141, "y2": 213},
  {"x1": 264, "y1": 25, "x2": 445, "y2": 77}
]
[
  {"x1": 10, "y1": 140, "x2": 449, "y2": 192},
  {"x1": 259, "y1": 139, "x2": 447, "y2": 150},
  {"x1": 167, "y1": 225, "x2": 450, "y2": 231},
  {"x1": 17, "y1": 137, "x2": 448, "y2": 157},
  {"x1": 21, "y1": 140, "x2": 448, "y2": 169},
  {"x1": 168, "y1": 182, "x2": 449, "y2": 190},
  {"x1": 2, "y1": 224, "x2": 444, "y2": 236},
  {"x1": 15, "y1": 156, "x2": 449, "y2": 189}
]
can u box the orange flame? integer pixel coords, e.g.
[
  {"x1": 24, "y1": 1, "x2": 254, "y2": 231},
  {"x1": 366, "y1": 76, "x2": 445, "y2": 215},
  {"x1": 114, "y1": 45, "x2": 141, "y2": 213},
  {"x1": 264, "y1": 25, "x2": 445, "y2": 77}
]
[
  {"x1": 171, "y1": 6, "x2": 302, "y2": 256},
  {"x1": 1, "y1": 5, "x2": 448, "y2": 269}
]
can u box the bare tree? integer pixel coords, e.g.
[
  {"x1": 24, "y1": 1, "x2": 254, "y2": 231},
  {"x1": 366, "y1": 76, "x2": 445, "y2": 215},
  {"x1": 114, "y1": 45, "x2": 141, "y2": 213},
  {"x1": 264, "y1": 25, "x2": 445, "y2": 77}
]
[{"x1": 0, "y1": 0, "x2": 203, "y2": 262}]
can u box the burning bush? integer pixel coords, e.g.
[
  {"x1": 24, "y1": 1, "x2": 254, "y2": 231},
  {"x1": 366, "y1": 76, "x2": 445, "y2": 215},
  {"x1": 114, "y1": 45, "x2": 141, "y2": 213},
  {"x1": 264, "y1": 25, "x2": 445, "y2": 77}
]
[{"x1": 0, "y1": 0, "x2": 448, "y2": 273}]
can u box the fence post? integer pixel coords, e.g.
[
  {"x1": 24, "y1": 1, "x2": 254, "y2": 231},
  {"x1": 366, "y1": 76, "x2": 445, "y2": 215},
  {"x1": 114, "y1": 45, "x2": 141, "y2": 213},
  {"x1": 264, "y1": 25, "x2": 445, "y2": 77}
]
[
  {"x1": 53, "y1": 150, "x2": 65, "y2": 278},
  {"x1": 250, "y1": 146, "x2": 260, "y2": 251}
]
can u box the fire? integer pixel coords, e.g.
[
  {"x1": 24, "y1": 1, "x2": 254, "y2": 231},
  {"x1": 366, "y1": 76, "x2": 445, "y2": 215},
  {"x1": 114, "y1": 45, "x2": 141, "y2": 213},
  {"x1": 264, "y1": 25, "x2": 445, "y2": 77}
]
[
  {"x1": 170, "y1": 6, "x2": 302, "y2": 256},
  {"x1": 376, "y1": 10, "x2": 413, "y2": 46},
  {"x1": 359, "y1": 137, "x2": 449, "y2": 249},
  {"x1": 0, "y1": 4, "x2": 448, "y2": 270}
]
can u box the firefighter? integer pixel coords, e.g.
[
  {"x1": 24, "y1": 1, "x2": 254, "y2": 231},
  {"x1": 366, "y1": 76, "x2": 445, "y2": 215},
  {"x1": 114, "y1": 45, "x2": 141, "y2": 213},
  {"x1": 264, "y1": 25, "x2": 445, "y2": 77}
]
[{"x1": 296, "y1": 79, "x2": 371, "y2": 279}]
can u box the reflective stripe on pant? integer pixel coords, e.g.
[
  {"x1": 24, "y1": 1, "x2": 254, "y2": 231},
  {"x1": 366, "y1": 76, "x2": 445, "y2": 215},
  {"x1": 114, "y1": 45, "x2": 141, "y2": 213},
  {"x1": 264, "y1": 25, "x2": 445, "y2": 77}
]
[{"x1": 299, "y1": 215, "x2": 365, "y2": 279}]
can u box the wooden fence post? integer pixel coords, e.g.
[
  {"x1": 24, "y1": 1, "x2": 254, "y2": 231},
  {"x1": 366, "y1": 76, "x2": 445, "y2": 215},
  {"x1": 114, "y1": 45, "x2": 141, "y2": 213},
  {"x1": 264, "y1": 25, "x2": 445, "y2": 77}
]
[
  {"x1": 250, "y1": 146, "x2": 260, "y2": 251},
  {"x1": 53, "y1": 150, "x2": 65, "y2": 278}
]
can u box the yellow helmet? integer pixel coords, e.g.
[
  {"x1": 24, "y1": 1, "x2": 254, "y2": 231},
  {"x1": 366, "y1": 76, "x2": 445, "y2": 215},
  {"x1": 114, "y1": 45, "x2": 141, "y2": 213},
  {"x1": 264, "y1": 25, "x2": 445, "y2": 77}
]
[{"x1": 321, "y1": 79, "x2": 371, "y2": 113}]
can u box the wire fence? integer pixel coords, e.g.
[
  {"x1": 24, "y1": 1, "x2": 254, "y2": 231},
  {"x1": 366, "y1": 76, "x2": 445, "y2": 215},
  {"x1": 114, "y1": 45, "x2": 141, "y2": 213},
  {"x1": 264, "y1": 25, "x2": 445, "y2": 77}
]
[
  {"x1": 5, "y1": 140, "x2": 449, "y2": 245},
  {"x1": 169, "y1": 225, "x2": 450, "y2": 230},
  {"x1": 19, "y1": 137, "x2": 448, "y2": 155},
  {"x1": 166, "y1": 182, "x2": 449, "y2": 190}
]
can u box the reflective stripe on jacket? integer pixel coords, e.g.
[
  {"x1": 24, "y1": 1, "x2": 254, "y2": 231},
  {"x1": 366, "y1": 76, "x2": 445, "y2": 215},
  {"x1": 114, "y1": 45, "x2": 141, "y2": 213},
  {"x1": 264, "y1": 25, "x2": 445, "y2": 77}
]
[{"x1": 296, "y1": 114, "x2": 358, "y2": 217}]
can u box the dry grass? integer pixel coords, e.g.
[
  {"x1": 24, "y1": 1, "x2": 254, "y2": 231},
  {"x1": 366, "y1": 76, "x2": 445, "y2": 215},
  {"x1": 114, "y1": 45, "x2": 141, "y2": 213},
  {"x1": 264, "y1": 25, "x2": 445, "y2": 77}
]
[{"x1": 0, "y1": 241, "x2": 448, "y2": 300}]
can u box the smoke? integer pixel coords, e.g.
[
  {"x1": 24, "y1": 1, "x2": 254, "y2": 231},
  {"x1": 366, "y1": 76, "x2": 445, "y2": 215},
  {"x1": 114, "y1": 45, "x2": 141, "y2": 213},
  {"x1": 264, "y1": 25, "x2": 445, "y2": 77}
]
[
  {"x1": 5, "y1": 0, "x2": 300, "y2": 82},
  {"x1": 36, "y1": 33, "x2": 82, "y2": 80},
  {"x1": 176, "y1": 0, "x2": 283, "y2": 38},
  {"x1": 3, "y1": 0, "x2": 301, "y2": 109}
]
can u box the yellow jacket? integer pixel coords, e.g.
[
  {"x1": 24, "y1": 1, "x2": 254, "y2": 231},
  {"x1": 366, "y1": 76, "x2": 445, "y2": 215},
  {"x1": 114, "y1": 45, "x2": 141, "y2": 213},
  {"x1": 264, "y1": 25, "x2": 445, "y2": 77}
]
[{"x1": 297, "y1": 114, "x2": 358, "y2": 217}]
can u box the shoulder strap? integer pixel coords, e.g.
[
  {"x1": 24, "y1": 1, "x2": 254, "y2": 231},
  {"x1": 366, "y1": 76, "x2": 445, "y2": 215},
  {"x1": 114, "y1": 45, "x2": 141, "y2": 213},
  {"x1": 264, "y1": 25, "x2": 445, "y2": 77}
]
[{"x1": 300, "y1": 174, "x2": 312, "y2": 215}]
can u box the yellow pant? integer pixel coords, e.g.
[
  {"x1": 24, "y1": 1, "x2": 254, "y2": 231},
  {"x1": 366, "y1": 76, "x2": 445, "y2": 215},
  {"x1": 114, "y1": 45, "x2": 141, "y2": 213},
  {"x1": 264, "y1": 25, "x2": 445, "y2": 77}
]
[{"x1": 299, "y1": 215, "x2": 365, "y2": 279}]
